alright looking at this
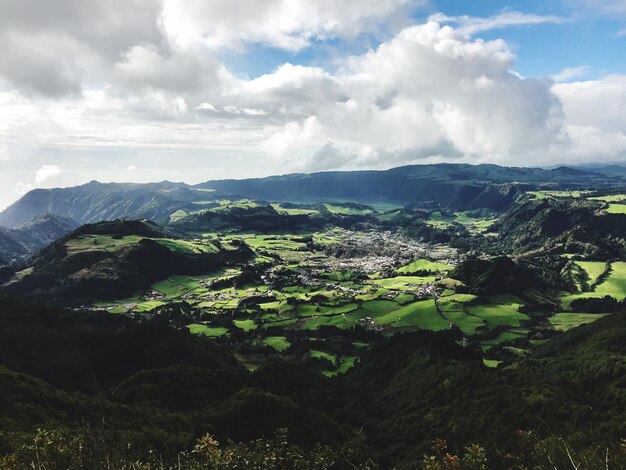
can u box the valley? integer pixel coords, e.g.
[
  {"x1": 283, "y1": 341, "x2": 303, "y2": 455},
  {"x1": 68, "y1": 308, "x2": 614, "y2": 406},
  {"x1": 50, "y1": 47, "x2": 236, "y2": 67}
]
[{"x1": 0, "y1": 164, "x2": 625, "y2": 469}]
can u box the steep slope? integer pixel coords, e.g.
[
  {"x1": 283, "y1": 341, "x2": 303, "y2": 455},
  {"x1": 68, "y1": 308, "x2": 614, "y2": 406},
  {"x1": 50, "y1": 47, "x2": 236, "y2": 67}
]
[
  {"x1": 0, "y1": 295, "x2": 364, "y2": 455},
  {"x1": 0, "y1": 181, "x2": 204, "y2": 227},
  {"x1": 14, "y1": 213, "x2": 80, "y2": 247},
  {"x1": 464, "y1": 183, "x2": 527, "y2": 211},
  {"x1": 0, "y1": 228, "x2": 30, "y2": 264},
  {"x1": 350, "y1": 314, "x2": 626, "y2": 467},
  {"x1": 0, "y1": 295, "x2": 243, "y2": 394},
  {"x1": 493, "y1": 196, "x2": 626, "y2": 257},
  {"x1": 0, "y1": 214, "x2": 79, "y2": 265}
]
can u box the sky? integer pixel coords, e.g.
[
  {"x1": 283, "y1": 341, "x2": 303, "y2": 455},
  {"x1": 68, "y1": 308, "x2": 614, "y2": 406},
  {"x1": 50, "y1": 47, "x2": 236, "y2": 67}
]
[{"x1": 1, "y1": 1, "x2": 626, "y2": 209}]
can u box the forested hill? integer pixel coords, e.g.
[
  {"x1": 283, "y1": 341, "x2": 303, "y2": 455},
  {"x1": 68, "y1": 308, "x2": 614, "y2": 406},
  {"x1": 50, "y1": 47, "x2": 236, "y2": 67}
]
[
  {"x1": 1, "y1": 163, "x2": 625, "y2": 227},
  {"x1": 0, "y1": 294, "x2": 623, "y2": 469},
  {"x1": 197, "y1": 163, "x2": 623, "y2": 202}
]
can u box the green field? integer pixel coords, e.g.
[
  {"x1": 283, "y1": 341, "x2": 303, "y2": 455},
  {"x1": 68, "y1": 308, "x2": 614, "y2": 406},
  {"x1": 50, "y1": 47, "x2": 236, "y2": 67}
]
[
  {"x1": 296, "y1": 302, "x2": 359, "y2": 317},
  {"x1": 156, "y1": 238, "x2": 218, "y2": 254},
  {"x1": 169, "y1": 209, "x2": 189, "y2": 223},
  {"x1": 454, "y1": 211, "x2": 497, "y2": 234},
  {"x1": 65, "y1": 233, "x2": 221, "y2": 256},
  {"x1": 372, "y1": 275, "x2": 436, "y2": 289},
  {"x1": 593, "y1": 262, "x2": 626, "y2": 298},
  {"x1": 88, "y1": 227, "x2": 546, "y2": 359},
  {"x1": 187, "y1": 324, "x2": 229, "y2": 337},
  {"x1": 549, "y1": 313, "x2": 608, "y2": 331},
  {"x1": 376, "y1": 209, "x2": 412, "y2": 222},
  {"x1": 66, "y1": 234, "x2": 144, "y2": 253},
  {"x1": 481, "y1": 331, "x2": 527, "y2": 349},
  {"x1": 270, "y1": 203, "x2": 319, "y2": 215},
  {"x1": 425, "y1": 211, "x2": 453, "y2": 229},
  {"x1": 325, "y1": 356, "x2": 357, "y2": 377},
  {"x1": 359, "y1": 300, "x2": 401, "y2": 318},
  {"x1": 212, "y1": 199, "x2": 260, "y2": 211},
  {"x1": 466, "y1": 302, "x2": 528, "y2": 328},
  {"x1": 397, "y1": 259, "x2": 452, "y2": 274},
  {"x1": 322, "y1": 203, "x2": 373, "y2": 215},
  {"x1": 233, "y1": 319, "x2": 258, "y2": 332},
  {"x1": 483, "y1": 359, "x2": 502, "y2": 368},
  {"x1": 310, "y1": 349, "x2": 336, "y2": 364},
  {"x1": 561, "y1": 261, "x2": 626, "y2": 307},
  {"x1": 577, "y1": 261, "x2": 607, "y2": 287},
  {"x1": 606, "y1": 203, "x2": 626, "y2": 214},
  {"x1": 263, "y1": 336, "x2": 291, "y2": 352},
  {"x1": 587, "y1": 193, "x2": 626, "y2": 203},
  {"x1": 376, "y1": 299, "x2": 447, "y2": 330},
  {"x1": 439, "y1": 299, "x2": 485, "y2": 334},
  {"x1": 300, "y1": 310, "x2": 366, "y2": 330},
  {"x1": 78, "y1": 222, "x2": 619, "y2": 373},
  {"x1": 152, "y1": 275, "x2": 201, "y2": 297},
  {"x1": 529, "y1": 190, "x2": 589, "y2": 200}
]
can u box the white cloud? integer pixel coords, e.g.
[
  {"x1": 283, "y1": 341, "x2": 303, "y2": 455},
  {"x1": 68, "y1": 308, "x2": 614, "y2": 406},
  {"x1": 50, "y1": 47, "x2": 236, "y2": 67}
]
[
  {"x1": 253, "y1": 21, "x2": 562, "y2": 168},
  {"x1": 0, "y1": 30, "x2": 102, "y2": 97},
  {"x1": 196, "y1": 102, "x2": 217, "y2": 112},
  {"x1": 0, "y1": 3, "x2": 626, "y2": 208},
  {"x1": 35, "y1": 164, "x2": 61, "y2": 184},
  {"x1": 127, "y1": 165, "x2": 137, "y2": 171},
  {"x1": 112, "y1": 45, "x2": 233, "y2": 96},
  {"x1": 551, "y1": 66, "x2": 590, "y2": 83},
  {"x1": 159, "y1": 0, "x2": 419, "y2": 51},
  {"x1": 429, "y1": 11, "x2": 566, "y2": 36},
  {"x1": 553, "y1": 75, "x2": 626, "y2": 162},
  {"x1": 0, "y1": 0, "x2": 162, "y2": 96},
  {"x1": 261, "y1": 116, "x2": 322, "y2": 160},
  {"x1": 14, "y1": 182, "x2": 33, "y2": 195},
  {"x1": 0, "y1": 16, "x2": 572, "y2": 187}
]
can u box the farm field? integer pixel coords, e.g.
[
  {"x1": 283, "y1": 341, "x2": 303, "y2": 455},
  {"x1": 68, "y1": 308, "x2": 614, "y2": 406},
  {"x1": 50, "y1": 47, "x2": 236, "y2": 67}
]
[
  {"x1": 577, "y1": 261, "x2": 607, "y2": 287},
  {"x1": 549, "y1": 313, "x2": 608, "y2": 331},
  {"x1": 465, "y1": 297, "x2": 527, "y2": 328},
  {"x1": 77, "y1": 203, "x2": 626, "y2": 376},
  {"x1": 425, "y1": 211, "x2": 453, "y2": 229},
  {"x1": 528, "y1": 190, "x2": 590, "y2": 199},
  {"x1": 65, "y1": 234, "x2": 145, "y2": 253},
  {"x1": 560, "y1": 261, "x2": 626, "y2": 308},
  {"x1": 587, "y1": 193, "x2": 626, "y2": 202},
  {"x1": 419, "y1": 210, "x2": 498, "y2": 235},
  {"x1": 453, "y1": 211, "x2": 497, "y2": 234},
  {"x1": 606, "y1": 204, "x2": 626, "y2": 214},
  {"x1": 86, "y1": 226, "x2": 548, "y2": 372},
  {"x1": 397, "y1": 259, "x2": 452, "y2": 274},
  {"x1": 262, "y1": 336, "x2": 290, "y2": 352},
  {"x1": 187, "y1": 324, "x2": 229, "y2": 337}
]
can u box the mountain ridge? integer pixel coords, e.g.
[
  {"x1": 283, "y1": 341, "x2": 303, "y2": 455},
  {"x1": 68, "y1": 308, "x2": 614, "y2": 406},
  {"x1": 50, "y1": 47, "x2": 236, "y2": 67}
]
[{"x1": 2, "y1": 163, "x2": 624, "y2": 228}]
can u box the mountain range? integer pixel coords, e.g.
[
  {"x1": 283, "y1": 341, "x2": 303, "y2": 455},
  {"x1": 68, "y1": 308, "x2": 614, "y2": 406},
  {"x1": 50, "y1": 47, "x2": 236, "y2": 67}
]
[{"x1": 1, "y1": 163, "x2": 625, "y2": 229}]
